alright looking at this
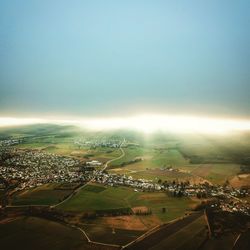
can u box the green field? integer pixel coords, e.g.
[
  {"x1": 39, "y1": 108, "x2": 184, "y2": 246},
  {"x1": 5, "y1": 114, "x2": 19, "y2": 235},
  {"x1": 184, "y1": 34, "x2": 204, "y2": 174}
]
[
  {"x1": 127, "y1": 192, "x2": 197, "y2": 222},
  {"x1": 11, "y1": 184, "x2": 73, "y2": 206},
  {"x1": 110, "y1": 147, "x2": 188, "y2": 169},
  {"x1": 59, "y1": 184, "x2": 198, "y2": 222},
  {"x1": 0, "y1": 217, "x2": 88, "y2": 250},
  {"x1": 111, "y1": 168, "x2": 193, "y2": 183},
  {"x1": 110, "y1": 146, "x2": 144, "y2": 167},
  {"x1": 59, "y1": 184, "x2": 131, "y2": 212},
  {"x1": 83, "y1": 147, "x2": 121, "y2": 162},
  {"x1": 180, "y1": 163, "x2": 241, "y2": 185}
]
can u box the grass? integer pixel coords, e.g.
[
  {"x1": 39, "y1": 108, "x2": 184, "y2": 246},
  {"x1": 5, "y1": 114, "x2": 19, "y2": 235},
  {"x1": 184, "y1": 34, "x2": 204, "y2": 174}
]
[
  {"x1": 110, "y1": 147, "x2": 188, "y2": 171},
  {"x1": 187, "y1": 164, "x2": 241, "y2": 185},
  {"x1": 0, "y1": 217, "x2": 88, "y2": 250},
  {"x1": 16, "y1": 139, "x2": 122, "y2": 161},
  {"x1": 16, "y1": 141, "x2": 88, "y2": 156},
  {"x1": 123, "y1": 169, "x2": 193, "y2": 183},
  {"x1": 84, "y1": 147, "x2": 121, "y2": 161},
  {"x1": 150, "y1": 149, "x2": 189, "y2": 167},
  {"x1": 11, "y1": 184, "x2": 73, "y2": 205},
  {"x1": 115, "y1": 162, "x2": 242, "y2": 186},
  {"x1": 127, "y1": 192, "x2": 197, "y2": 222},
  {"x1": 110, "y1": 146, "x2": 144, "y2": 167},
  {"x1": 59, "y1": 184, "x2": 198, "y2": 223},
  {"x1": 59, "y1": 185, "x2": 131, "y2": 212},
  {"x1": 83, "y1": 184, "x2": 106, "y2": 193}
]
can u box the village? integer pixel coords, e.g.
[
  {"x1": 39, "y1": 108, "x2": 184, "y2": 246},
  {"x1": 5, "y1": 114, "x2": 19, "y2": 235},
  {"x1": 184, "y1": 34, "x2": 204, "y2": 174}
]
[
  {"x1": 0, "y1": 145, "x2": 249, "y2": 215},
  {"x1": 74, "y1": 137, "x2": 122, "y2": 148},
  {"x1": 0, "y1": 147, "x2": 92, "y2": 190},
  {"x1": 0, "y1": 139, "x2": 22, "y2": 147}
]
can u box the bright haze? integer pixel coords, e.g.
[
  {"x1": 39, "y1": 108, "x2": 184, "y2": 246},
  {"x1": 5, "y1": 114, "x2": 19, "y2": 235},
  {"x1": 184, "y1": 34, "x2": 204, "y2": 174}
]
[{"x1": 0, "y1": 1, "x2": 249, "y2": 122}]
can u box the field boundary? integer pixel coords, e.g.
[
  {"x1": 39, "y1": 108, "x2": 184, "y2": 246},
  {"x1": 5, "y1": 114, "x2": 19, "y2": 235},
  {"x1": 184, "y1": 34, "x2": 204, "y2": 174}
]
[{"x1": 121, "y1": 215, "x2": 191, "y2": 249}]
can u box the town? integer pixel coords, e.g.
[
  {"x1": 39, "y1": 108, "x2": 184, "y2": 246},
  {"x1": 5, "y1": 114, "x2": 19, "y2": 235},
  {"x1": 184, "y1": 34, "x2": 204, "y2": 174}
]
[
  {"x1": 0, "y1": 144, "x2": 249, "y2": 216},
  {"x1": 74, "y1": 137, "x2": 122, "y2": 148}
]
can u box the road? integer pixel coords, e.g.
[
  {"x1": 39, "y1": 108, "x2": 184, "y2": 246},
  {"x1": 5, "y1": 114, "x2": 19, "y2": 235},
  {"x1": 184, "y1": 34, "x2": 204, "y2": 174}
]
[
  {"x1": 51, "y1": 139, "x2": 126, "y2": 208},
  {"x1": 103, "y1": 139, "x2": 125, "y2": 170}
]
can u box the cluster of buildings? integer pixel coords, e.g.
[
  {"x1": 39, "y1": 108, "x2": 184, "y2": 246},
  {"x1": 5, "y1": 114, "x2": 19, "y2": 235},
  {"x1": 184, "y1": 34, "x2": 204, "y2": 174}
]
[
  {"x1": 0, "y1": 148, "x2": 94, "y2": 190},
  {"x1": 93, "y1": 172, "x2": 247, "y2": 197},
  {"x1": 86, "y1": 160, "x2": 103, "y2": 167},
  {"x1": 93, "y1": 172, "x2": 250, "y2": 215},
  {"x1": 3, "y1": 149, "x2": 79, "y2": 169},
  {"x1": 0, "y1": 143, "x2": 249, "y2": 216},
  {"x1": 0, "y1": 139, "x2": 22, "y2": 147},
  {"x1": 210, "y1": 200, "x2": 250, "y2": 216},
  {"x1": 74, "y1": 137, "x2": 122, "y2": 148}
]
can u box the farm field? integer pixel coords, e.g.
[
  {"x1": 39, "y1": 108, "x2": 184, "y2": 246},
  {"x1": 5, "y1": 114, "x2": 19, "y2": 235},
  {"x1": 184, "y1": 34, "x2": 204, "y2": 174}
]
[
  {"x1": 182, "y1": 163, "x2": 241, "y2": 185},
  {"x1": 82, "y1": 223, "x2": 144, "y2": 246},
  {"x1": 110, "y1": 168, "x2": 197, "y2": 183},
  {"x1": 59, "y1": 184, "x2": 198, "y2": 223},
  {"x1": 229, "y1": 173, "x2": 250, "y2": 188},
  {"x1": 125, "y1": 212, "x2": 203, "y2": 250},
  {"x1": 16, "y1": 140, "x2": 121, "y2": 163},
  {"x1": 110, "y1": 161, "x2": 242, "y2": 186},
  {"x1": 11, "y1": 183, "x2": 74, "y2": 206},
  {"x1": 149, "y1": 214, "x2": 207, "y2": 250},
  {"x1": 82, "y1": 146, "x2": 121, "y2": 162},
  {"x1": 110, "y1": 148, "x2": 188, "y2": 169},
  {"x1": 1, "y1": 124, "x2": 249, "y2": 188},
  {"x1": 0, "y1": 217, "x2": 89, "y2": 250},
  {"x1": 57, "y1": 184, "x2": 199, "y2": 245},
  {"x1": 58, "y1": 184, "x2": 132, "y2": 212}
]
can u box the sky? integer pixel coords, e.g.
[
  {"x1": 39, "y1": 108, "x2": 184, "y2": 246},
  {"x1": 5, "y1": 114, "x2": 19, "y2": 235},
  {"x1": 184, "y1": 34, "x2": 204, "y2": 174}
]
[{"x1": 0, "y1": 0, "x2": 249, "y2": 119}]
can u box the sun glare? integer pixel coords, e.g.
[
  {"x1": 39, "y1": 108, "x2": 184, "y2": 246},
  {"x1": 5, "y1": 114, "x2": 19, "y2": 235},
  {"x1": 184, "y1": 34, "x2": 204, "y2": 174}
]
[
  {"x1": 1, "y1": 114, "x2": 250, "y2": 135},
  {"x1": 73, "y1": 115, "x2": 250, "y2": 134}
]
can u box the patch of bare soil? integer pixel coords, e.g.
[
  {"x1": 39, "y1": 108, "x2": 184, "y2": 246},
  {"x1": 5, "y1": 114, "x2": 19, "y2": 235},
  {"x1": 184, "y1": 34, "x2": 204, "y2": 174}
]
[
  {"x1": 230, "y1": 174, "x2": 250, "y2": 188},
  {"x1": 100, "y1": 215, "x2": 148, "y2": 231},
  {"x1": 131, "y1": 206, "x2": 149, "y2": 213}
]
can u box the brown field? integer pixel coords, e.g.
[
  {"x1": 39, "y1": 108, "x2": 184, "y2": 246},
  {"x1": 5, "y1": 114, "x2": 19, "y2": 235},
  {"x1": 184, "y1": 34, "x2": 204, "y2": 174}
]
[
  {"x1": 131, "y1": 206, "x2": 149, "y2": 214},
  {"x1": 229, "y1": 174, "x2": 250, "y2": 188},
  {"x1": 101, "y1": 215, "x2": 148, "y2": 231},
  {"x1": 191, "y1": 165, "x2": 211, "y2": 179},
  {"x1": 125, "y1": 212, "x2": 203, "y2": 250}
]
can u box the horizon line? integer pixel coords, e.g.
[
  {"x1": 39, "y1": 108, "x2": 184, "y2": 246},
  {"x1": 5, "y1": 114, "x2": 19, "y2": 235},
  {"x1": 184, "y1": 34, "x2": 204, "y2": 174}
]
[{"x1": 1, "y1": 114, "x2": 250, "y2": 135}]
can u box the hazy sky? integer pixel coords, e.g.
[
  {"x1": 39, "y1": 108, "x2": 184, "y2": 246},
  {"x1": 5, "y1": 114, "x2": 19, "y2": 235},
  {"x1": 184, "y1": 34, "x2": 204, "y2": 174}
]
[{"x1": 0, "y1": 0, "x2": 249, "y2": 118}]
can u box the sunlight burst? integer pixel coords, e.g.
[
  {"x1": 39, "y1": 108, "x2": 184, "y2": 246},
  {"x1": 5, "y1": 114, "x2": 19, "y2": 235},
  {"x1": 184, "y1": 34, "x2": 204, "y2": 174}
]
[{"x1": 1, "y1": 114, "x2": 250, "y2": 134}]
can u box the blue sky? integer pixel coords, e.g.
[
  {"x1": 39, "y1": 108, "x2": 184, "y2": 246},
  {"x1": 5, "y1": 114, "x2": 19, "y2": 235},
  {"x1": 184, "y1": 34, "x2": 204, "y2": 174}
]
[{"x1": 0, "y1": 0, "x2": 249, "y2": 118}]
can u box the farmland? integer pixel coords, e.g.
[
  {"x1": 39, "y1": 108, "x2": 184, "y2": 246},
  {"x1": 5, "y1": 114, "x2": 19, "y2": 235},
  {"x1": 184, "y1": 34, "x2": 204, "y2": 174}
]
[
  {"x1": 110, "y1": 147, "x2": 188, "y2": 169},
  {"x1": 0, "y1": 217, "x2": 89, "y2": 250},
  {"x1": 1, "y1": 124, "x2": 250, "y2": 188},
  {"x1": 149, "y1": 214, "x2": 207, "y2": 250},
  {"x1": 0, "y1": 124, "x2": 250, "y2": 249},
  {"x1": 11, "y1": 183, "x2": 75, "y2": 206},
  {"x1": 57, "y1": 183, "x2": 199, "y2": 245},
  {"x1": 59, "y1": 184, "x2": 198, "y2": 223},
  {"x1": 58, "y1": 184, "x2": 131, "y2": 212}
]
